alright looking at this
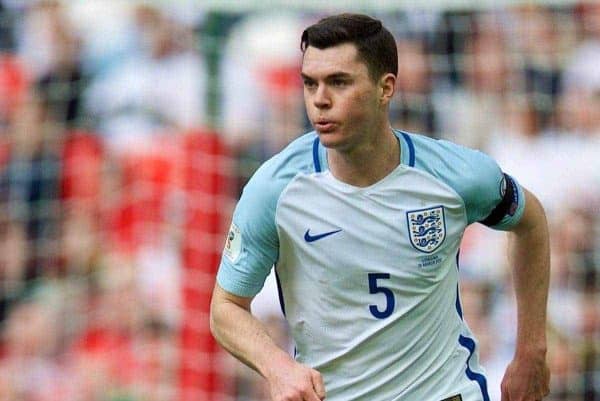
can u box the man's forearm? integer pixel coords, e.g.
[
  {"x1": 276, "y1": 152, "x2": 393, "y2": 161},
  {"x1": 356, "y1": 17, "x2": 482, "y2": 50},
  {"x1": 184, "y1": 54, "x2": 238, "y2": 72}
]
[
  {"x1": 508, "y1": 191, "x2": 550, "y2": 356},
  {"x1": 210, "y1": 285, "x2": 328, "y2": 401},
  {"x1": 209, "y1": 285, "x2": 293, "y2": 378}
]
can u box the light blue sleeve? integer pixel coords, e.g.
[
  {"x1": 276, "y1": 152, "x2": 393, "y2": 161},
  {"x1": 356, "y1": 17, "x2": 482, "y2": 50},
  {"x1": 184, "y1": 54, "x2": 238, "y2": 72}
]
[
  {"x1": 216, "y1": 133, "x2": 317, "y2": 297},
  {"x1": 216, "y1": 162, "x2": 280, "y2": 297},
  {"x1": 409, "y1": 134, "x2": 525, "y2": 230}
]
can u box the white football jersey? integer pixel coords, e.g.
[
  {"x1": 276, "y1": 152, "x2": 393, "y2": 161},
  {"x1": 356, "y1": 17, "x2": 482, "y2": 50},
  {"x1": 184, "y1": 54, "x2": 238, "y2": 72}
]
[{"x1": 217, "y1": 130, "x2": 525, "y2": 401}]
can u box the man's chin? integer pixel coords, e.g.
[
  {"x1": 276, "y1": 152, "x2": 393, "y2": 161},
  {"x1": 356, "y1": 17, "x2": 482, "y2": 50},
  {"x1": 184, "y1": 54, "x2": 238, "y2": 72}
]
[{"x1": 317, "y1": 133, "x2": 350, "y2": 150}]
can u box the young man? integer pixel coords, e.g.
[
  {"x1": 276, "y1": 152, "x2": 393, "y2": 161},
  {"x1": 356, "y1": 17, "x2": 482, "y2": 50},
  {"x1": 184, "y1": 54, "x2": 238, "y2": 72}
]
[{"x1": 210, "y1": 14, "x2": 550, "y2": 401}]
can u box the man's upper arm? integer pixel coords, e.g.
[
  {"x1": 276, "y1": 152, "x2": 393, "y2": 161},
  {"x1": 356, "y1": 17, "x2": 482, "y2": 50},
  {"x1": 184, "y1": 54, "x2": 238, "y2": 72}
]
[{"x1": 508, "y1": 187, "x2": 546, "y2": 234}]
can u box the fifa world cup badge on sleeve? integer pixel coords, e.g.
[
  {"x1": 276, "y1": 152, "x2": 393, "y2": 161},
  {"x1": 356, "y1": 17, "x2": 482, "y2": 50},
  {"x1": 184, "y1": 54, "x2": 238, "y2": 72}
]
[
  {"x1": 224, "y1": 223, "x2": 242, "y2": 262},
  {"x1": 407, "y1": 206, "x2": 446, "y2": 253}
]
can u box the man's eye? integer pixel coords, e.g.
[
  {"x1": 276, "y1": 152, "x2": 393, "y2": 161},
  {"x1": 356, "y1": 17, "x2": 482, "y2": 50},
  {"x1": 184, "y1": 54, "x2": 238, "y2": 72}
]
[
  {"x1": 303, "y1": 80, "x2": 316, "y2": 88},
  {"x1": 332, "y1": 79, "x2": 347, "y2": 87}
]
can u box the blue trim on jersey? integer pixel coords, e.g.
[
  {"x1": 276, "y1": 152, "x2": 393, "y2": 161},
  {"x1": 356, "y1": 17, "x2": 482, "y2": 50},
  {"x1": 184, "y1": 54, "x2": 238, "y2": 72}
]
[
  {"x1": 455, "y1": 284, "x2": 463, "y2": 319},
  {"x1": 312, "y1": 137, "x2": 322, "y2": 173},
  {"x1": 455, "y1": 251, "x2": 488, "y2": 401},
  {"x1": 459, "y1": 335, "x2": 490, "y2": 401},
  {"x1": 400, "y1": 132, "x2": 416, "y2": 167},
  {"x1": 455, "y1": 251, "x2": 463, "y2": 318},
  {"x1": 274, "y1": 269, "x2": 286, "y2": 316}
]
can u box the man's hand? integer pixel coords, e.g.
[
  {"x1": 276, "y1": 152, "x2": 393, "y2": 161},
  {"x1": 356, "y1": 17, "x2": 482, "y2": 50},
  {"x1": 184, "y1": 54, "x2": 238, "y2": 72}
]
[
  {"x1": 265, "y1": 356, "x2": 326, "y2": 401},
  {"x1": 500, "y1": 351, "x2": 550, "y2": 401}
]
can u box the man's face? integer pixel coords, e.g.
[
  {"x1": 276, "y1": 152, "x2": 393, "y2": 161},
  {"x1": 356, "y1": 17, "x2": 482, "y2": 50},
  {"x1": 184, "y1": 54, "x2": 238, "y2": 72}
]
[{"x1": 301, "y1": 43, "x2": 382, "y2": 151}]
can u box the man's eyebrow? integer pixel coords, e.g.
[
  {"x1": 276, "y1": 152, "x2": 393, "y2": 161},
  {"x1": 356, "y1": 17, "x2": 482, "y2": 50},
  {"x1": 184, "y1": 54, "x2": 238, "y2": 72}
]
[
  {"x1": 326, "y1": 72, "x2": 353, "y2": 79},
  {"x1": 300, "y1": 72, "x2": 353, "y2": 81}
]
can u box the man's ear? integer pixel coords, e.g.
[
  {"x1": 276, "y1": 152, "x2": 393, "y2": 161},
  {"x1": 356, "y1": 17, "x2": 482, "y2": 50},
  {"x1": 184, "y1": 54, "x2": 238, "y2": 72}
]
[{"x1": 379, "y1": 73, "x2": 396, "y2": 106}]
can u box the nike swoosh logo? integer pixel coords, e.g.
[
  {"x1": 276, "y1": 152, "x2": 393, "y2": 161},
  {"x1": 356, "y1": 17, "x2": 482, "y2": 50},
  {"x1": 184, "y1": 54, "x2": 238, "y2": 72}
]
[{"x1": 304, "y1": 229, "x2": 342, "y2": 242}]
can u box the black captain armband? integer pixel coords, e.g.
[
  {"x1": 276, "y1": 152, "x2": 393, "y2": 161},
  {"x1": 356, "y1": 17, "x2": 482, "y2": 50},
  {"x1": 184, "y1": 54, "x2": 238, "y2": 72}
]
[{"x1": 480, "y1": 173, "x2": 519, "y2": 227}]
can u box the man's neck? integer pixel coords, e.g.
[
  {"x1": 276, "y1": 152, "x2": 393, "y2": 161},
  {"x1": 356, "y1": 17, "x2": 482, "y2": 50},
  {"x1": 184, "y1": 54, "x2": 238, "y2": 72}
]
[{"x1": 327, "y1": 126, "x2": 400, "y2": 187}]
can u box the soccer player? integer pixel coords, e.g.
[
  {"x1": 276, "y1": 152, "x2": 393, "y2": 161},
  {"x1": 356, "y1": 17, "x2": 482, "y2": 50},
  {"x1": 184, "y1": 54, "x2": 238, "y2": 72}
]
[{"x1": 210, "y1": 13, "x2": 550, "y2": 401}]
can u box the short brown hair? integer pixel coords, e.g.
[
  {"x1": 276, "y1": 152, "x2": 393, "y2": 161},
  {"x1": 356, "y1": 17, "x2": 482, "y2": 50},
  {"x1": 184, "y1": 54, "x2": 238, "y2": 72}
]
[{"x1": 300, "y1": 13, "x2": 398, "y2": 82}]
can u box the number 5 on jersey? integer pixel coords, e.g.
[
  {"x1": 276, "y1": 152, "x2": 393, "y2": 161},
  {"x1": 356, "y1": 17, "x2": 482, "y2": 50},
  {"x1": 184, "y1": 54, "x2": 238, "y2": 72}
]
[{"x1": 368, "y1": 273, "x2": 395, "y2": 319}]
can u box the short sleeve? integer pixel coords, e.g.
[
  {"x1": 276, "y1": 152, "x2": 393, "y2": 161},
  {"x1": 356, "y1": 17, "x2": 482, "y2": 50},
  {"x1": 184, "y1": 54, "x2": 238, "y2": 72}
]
[
  {"x1": 407, "y1": 133, "x2": 526, "y2": 231},
  {"x1": 215, "y1": 132, "x2": 317, "y2": 297},
  {"x1": 216, "y1": 163, "x2": 281, "y2": 297},
  {"x1": 439, "y1": 141, "x2": 526, "y2": 230},
  {"x1": 479, "y1": 173, "x2": 526, "y2": 231}
]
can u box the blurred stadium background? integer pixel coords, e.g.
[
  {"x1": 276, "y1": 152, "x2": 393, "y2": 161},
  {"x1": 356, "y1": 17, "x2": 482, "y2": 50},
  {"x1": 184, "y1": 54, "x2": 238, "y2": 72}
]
[{"x1": 0, "y1": 0, "x2": 598, "y2": 400}]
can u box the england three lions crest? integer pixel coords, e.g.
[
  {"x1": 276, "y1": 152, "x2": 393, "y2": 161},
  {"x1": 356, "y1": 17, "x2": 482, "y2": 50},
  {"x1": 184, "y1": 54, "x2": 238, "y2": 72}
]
[{"x1": 407, "y1": 206, "x2": 446, "y2": 253}]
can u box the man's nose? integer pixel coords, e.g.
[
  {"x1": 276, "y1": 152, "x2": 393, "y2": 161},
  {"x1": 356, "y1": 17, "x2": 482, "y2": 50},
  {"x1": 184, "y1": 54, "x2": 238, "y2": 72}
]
[{"x1": 313, "y1": 85, "x2": 331, "y2": 109}]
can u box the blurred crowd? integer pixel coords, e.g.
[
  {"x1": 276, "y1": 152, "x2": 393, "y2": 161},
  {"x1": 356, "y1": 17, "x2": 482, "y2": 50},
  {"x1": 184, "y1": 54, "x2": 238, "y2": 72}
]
[{"x1": 0, "y1": 1, "x2": 598, "y2": 401}]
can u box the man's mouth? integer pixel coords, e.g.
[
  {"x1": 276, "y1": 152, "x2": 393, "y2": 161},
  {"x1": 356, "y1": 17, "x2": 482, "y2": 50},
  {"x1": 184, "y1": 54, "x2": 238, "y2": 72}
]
[{"x1": 315, "y1": 120, "x2": 336, "y2": 133}]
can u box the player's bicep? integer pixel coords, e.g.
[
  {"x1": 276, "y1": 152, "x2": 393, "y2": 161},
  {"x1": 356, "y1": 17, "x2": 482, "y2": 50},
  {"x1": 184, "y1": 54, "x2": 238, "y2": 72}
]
[{"x1": 509, "y1": 187, "x2": 546, "y2": 234}]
